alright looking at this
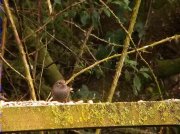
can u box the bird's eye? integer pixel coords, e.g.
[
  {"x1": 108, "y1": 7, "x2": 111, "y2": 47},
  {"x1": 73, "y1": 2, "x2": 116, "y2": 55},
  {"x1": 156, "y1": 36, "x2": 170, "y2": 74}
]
[{"x1": 58, "y1": 82, "x2": 61, "y2": 85}]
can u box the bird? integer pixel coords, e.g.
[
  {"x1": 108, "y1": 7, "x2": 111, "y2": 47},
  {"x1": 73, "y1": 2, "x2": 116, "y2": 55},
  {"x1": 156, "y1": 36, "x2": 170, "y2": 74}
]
[{"x1": 51, "y1": 80, "x2": 71, "y2": 102}]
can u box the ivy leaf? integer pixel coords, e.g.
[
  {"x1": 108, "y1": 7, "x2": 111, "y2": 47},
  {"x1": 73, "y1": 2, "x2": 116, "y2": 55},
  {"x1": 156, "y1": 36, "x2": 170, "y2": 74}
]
[
  {"x1": 96, "y1": 45, "x2": 110, "y2": 60},
  {"x1": 54, "y1": 0, "x2": 61, "y2": 5},
  {"x1": 141, "y1": 72, "x2": 150, "y2": 79},
  {"x1": 80, "y1": 11, "x2": 90, "y2": 26},
  {"x1": 125, "y1": 58, "x2": 138, "y2": 71},
  {"x1": 133, "y1": 75, "x2": 141, "y2": 91},
  {"x1": 68, "y1": 10, "x2": 77, "y2": 18},
  {"x1": 107, "y1": 0, "x2": 112, "y2": 3},
  {"x1": 92, "y1": 10, "x2": 100, "y2": 28},
  {"x1": 139, "y1": 67, "x2": 151, "y2": 79},
  {"x1": 140, "y1": 67, "x2": 149, "y2": 72},
  {"x1": 124, "y1": 69, "x2": 131, "y2": 82},
  {"x1": 112, "y1": 0, "x2": 131, "y2": 10},
  {"x1": 102, "y1": 7, "x2": 111, "y2": 17},
  {"x1": 132, "y1": 86, "x2": 138, "y2": 96},
  {"x1": 74, "y1": 85, "x2": 99, "y2": 100},
  {"x1": 94, "y1": 68, "x2": 104, "y2": 79},
  {"x1": 105, "y1": 29, "x2": 125, "y2": 44},
  {"x1": 135, "y1": 21, "x2": 145, "y2": 38},
  {"x1": 126, "y1": 59, "x2": 137, "y2": 66},
  {"x1": 77, "y1": 85, "x2": 89, "y2": 99},
  {"x1": 112, "y1": 1, "x2": 123, "y2": 6}
]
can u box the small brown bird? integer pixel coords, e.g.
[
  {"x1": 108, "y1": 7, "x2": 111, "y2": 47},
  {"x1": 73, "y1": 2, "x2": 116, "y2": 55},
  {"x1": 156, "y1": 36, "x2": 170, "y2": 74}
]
[{"x1": 51, "y1": 80, "x2": 71, "y2": 102}]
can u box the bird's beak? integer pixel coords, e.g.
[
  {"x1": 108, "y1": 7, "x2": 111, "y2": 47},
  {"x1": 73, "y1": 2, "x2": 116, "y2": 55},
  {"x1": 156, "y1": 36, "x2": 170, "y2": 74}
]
[{"x1": 70, "y1": 88, "x2": 74, "y2": 93}]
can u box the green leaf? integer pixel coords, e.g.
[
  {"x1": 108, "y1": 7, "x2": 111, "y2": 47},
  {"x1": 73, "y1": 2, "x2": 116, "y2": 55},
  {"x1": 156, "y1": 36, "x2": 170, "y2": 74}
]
[
  {"x1": 125, "y1": 56, "x2": 137, "y2": 66},
  {"x1": 102, "y1": 7, "x2": 111, "y2": 17},
  {"x1": 77, "y1": 85, "x2": 89, "y2": 99},
  {"x1": 73, "y1": 85, "x2": 99, "y2": 100},
  {"x1": 54, "y1": 0, "x2": 61, "y2": 5},
  {"x1": 135, "y1": 21, "x2": 145, "y2": 38},
  {"x1": 94, "y1": 68, "x2": 104, "y2": 79},
  {"x1": 96, "y1": 45, "x2": 110, "y2": 60},
  {"x1": 141, "y1": 72, "x2": 150, "y2": 79},
  {"x1": 126, "y1": 60, "x2": 137, "y2": 66},
  {"x1": 125, "y1": 58, "x2": 138, "y2": 71},
  {"x1": 123, "y1": 0, "x2": 130, "y2": 5},
  {"x1": 112, "y1": 1, "x2": 123, "y2": 6},
  {"x1": 105, "y1": 29, "x2": 125, "y2": 44},
  {"x1": 107, "y1": 0, "x2": 112, "y2": 3},
  {"x1": 68, "y1": 10, "x2": 77, "y2": 18},
  {"x1": 132, "y1": 87, "x2": 138, "y2": 96},
  {"x1": 80, "y1": 11, "x2": 90, "y2": 26},
  {"x1": 92, "y1": 10, "x2": 100, "y2": 28},
  {"x1": 112, "y1": 0, "x2": 131, "y2": 10},
  {"x1": 139, "y1": 67, "x2": 151, "y2": 79},
  {"x1": 139, "y1": 67, "x2": 149, "y2": 72},
  {"x1": 133, "y1": 75, "x2": 141, "y2": 91},
  {"x1": 124, "y1": 69, "x2": 131, "y2": 81}
]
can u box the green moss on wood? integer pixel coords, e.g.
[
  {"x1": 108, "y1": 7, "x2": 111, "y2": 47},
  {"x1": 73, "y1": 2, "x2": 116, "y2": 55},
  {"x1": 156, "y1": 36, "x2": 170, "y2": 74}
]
[{"x1": 2, "y1": 100, "x2": 180, "y2": 132}]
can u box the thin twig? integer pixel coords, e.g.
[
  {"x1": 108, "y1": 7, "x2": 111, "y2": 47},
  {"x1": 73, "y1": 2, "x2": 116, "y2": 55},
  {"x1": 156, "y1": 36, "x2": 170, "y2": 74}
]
[
  {"x1": 0, "y1": 55, "x2": 26, "y2": 79},
  {"x1": 97, "y1": 0, "x2": 141, "y2": 129},
  {"x1": 4, "y1": 68, "x2": 18, "y2": 97},
  {"x1": 99, "y1": 0, "x2": 136, "y2": 47},
  {"x1": 4, "y1": 0, "x2": 36, "y2": 100},
  {"x1": 100, "y1": 0, "x2": 162, "y2": 100},
  {"x1": 71, "y1": 26, "x2": 93, "y2": 75},
  {"x1": 106, "y1": 0, "x2": 141, "y2": 101},
  {"x1": 0, "y1": 17, "x2": 7, "y2": 92},
  {"x1": 46, "y1": 31, "x2": 78, "y2": 57},
  {"x1": 34, "y1": 0, "x2": 42, "y2": 99},
  {"x1": 1, "y1": 17, "x2": 7, "y2": 57},
  {"x1": 22, "y1": 0, "x2": 85, "y2": 42},
  {"x1": 66, "y1": 35, "x2": 180, "y2": 85},
  {"x1": 139, "y1": 54, "x2": 163, "y2": 99},
  {"x1": 134, "y1": 0, "x2": 162, "y2": 99},
  {"x1": 47, "y1": 0, "x2": 53, "y2": 15},
  {"x1": 38, "y1": 35, "x2": 48, "y2": 99},
  {"x1": 64, "y1": 20, "x2": 123, "y2": 47},
  {"x1": 15, "y1": 12, "x2": 79, "y2": 58}
]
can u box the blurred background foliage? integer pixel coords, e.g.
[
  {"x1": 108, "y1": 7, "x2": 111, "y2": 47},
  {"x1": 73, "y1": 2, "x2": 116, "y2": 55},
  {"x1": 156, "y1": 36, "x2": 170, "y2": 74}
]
[{"x1": 1, "y1": 0, "x2": 179, "y2": 102}]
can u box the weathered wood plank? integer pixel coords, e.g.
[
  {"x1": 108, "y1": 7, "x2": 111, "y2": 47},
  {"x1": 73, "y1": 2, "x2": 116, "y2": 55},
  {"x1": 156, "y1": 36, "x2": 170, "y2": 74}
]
[{"x1": 1, "y1": 100, "x2": 180, "y2": 132}]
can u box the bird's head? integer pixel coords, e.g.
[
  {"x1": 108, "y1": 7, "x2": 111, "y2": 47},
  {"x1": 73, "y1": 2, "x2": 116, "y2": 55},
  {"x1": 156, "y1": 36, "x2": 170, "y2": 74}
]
[
  {"x1": 56, "y1": 80, "x2": 66, "y2": 85},
  {"x1": 53, "y1": 80, "x2": 67, "y2": 90}
]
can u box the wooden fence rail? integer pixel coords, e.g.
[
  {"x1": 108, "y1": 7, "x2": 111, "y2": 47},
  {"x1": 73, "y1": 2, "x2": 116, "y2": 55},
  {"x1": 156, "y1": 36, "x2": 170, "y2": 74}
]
[{"x1": 1, "y1": 100, "x2": 180, "y2": 132}]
